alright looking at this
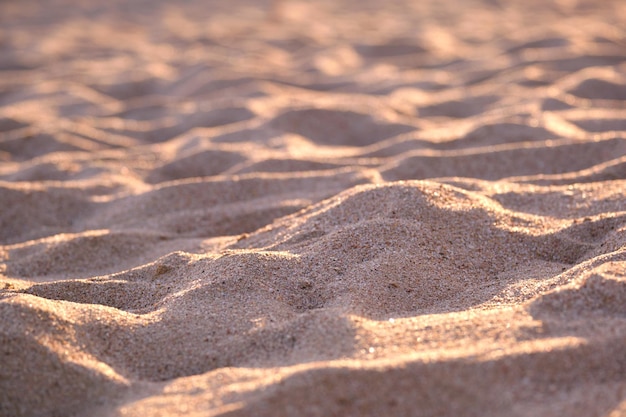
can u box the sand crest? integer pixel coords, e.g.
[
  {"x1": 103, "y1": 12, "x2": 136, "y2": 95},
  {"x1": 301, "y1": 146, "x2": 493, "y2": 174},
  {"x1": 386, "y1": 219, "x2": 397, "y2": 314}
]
[{"x1": 1, "y1": 0, "x2": 626, "y2": 416}]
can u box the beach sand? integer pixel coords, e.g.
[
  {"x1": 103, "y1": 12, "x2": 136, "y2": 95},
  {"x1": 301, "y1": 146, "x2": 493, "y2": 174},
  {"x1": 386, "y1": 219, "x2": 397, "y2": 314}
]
[{"x1": 1, "y1": 0, "x2": 626, "y2": 415}]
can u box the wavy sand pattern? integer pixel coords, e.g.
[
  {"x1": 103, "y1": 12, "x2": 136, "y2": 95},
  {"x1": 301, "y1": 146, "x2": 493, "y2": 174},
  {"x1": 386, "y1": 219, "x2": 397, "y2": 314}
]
[{"x1": 1, "y1": 0, "x2": 626, "y2": 416}]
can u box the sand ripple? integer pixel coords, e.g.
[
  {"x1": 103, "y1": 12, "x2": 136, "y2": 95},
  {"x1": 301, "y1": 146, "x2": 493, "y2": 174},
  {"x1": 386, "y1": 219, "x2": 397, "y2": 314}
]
[{"x1": 1, "y1": 0, "x2": 626, "y2": 416}]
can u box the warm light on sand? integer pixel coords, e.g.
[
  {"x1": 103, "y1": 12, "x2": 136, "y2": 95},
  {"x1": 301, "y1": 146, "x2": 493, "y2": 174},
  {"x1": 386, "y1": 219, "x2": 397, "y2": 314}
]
[{"x1": 1, "y1": 0, "x2": 626, "y2": 416}]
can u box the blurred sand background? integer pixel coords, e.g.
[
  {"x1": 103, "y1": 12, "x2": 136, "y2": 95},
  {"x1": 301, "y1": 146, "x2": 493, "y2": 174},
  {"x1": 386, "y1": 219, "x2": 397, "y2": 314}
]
[{"x1": 1, "y1": 0, "x2": 626, "y2": 416}]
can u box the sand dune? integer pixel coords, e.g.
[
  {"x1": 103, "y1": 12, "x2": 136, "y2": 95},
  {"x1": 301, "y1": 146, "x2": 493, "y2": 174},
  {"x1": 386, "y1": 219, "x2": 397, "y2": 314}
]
[{"x1": 1, "y1": 0, "x2": 626, "y2": 416}]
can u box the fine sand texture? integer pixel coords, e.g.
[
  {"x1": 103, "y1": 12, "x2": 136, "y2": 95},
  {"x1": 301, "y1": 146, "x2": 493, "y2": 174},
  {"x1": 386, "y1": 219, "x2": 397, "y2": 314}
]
[{"x1": 1, "y1": 0, "x2": 626, "y2": 416}]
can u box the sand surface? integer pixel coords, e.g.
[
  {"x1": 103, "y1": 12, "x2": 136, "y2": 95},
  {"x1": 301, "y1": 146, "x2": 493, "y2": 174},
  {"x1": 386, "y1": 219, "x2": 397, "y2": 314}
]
[{"x1": 1, "y1": 0, "x2": 626, "y2": 416}]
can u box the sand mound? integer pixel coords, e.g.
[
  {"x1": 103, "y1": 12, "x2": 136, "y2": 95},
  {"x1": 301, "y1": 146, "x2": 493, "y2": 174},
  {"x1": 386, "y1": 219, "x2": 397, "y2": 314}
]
[{"x1": 1, "y1": 0, "x2": 626, "y2": 416}]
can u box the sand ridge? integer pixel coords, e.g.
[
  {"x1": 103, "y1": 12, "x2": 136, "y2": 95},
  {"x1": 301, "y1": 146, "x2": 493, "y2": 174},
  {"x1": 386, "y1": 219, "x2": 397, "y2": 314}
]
[{"x1": 1, "y1": 0, "x2": 626, "y2": 416}]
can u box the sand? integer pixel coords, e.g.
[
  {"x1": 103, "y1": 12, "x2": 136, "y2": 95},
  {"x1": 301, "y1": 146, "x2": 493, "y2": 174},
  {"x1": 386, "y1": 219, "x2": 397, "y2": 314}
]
[{"x1": 1, "y1": 0, "x2": 625, "y2": 415}]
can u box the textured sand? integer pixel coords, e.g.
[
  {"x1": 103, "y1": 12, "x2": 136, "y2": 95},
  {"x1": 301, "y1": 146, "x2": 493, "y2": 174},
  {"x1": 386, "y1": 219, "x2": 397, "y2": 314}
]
[{"x1": 1, "y1": 0, "x2": 626, "y2": 416}]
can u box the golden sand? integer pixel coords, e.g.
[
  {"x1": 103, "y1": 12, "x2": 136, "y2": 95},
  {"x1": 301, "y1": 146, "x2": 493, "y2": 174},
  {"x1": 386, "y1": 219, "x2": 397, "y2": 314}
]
[{"x1": 1, "y1": 0, "x2": 625, "y2": 416}]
